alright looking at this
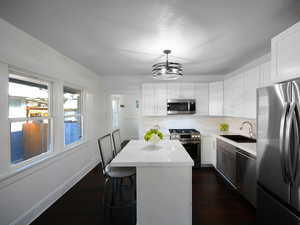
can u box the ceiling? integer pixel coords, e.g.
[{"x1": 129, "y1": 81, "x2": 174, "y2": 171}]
[{"x1": 1, "y1": 0, "x2": 300, "y2": 76}]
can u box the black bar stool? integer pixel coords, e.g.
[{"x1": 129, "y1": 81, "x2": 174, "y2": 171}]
[{"x1": 97, "y1": 134, "x2": 136, "y2": 224}]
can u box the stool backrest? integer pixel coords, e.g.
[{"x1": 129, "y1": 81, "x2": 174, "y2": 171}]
[
  {"x1": 97, "y1": 134, "x2": 114, "y2": 175},
  {"x1": 112, "y1": 129, "x2": 122, "y2": 155}
]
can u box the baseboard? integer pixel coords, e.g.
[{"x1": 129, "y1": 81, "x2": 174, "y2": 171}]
[
  {"x1": 200, "y1": 163, "x2": 213, "y2": 168},
  {"x1": 10, "y1": 159, "x2": 99, "y2": 225}
]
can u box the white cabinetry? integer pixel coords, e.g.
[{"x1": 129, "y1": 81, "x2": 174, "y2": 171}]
[
  {"x1": 142, "y1": 83, "x2": 155, "y2": 116},
  {"x1": 223, "y1": 65, "x2": 261, "y2": 119},
  {"x1": 155, "y1": 83, "x2": 168, "y2": 115},
  {"x1": 167, "y1": 83, "x2": 195, "y2": 99},
  {"x1": 142, "y1": 83, "x2": 167, "y2": 116},
  {"x1": 243, "y1": 66, "x2": 260, "y2": 118},
  {"x1": 260, "y1": 61, "x2": 272, "y2": 87},
  {"x1": 209, "y1": 81, "x2": 223, "y2": 116},
  {"x1": 224, "y1": 74, "x2": 243, "y2": 117},
  {"x1": 201, "y1": 135, "x2": 217, "y2": 167},
  {"x1": 167, "y1": 83, "x2": 180, "y2": 99},
  {"x1": 142, "y1": 82, "x2": 209, "y2": 116},
  {"x1": 180, "y1": 83, "x2": 195, "y2": 99},
  {"x1": 272, "y1": 21, "x2": 300, "y2": 83},
  {"x1": 194, "y1": 83, "x2": 209, "y2": 115}
]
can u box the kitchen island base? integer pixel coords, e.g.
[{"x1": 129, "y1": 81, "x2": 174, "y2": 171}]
[{"x1": 136, "y1": 166, "x2": 192, "y2": 225}]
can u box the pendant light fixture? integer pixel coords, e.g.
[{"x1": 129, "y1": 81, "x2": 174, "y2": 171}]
[{"x1": 152, "y1": 50, "x2": 183, "y2": 80}]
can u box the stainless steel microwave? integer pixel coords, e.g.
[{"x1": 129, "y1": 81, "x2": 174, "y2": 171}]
[{"x1": 167, "y1": 99, "x2": 196, "y2": 115}]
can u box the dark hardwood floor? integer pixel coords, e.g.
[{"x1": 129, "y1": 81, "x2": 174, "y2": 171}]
[{"x1": 30, "y1": 165, "x2": 255, "y2": 225}]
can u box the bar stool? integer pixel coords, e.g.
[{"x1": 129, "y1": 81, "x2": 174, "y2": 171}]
[
  {"x1": 97, "y1": 134, "x2": 136, "y2": 224},
  {"x1": 112, "y1": 129, "x2": 122, "y2": 155}
]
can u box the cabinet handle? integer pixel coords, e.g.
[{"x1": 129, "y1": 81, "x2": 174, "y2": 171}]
[{"x1": 236, "y1": 148, "x2": 255, "y2": 160}]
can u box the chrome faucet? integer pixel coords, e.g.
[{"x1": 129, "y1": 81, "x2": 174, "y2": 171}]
[{"x1": 240, "y1": 121, "x2": 255, "y2": 138}]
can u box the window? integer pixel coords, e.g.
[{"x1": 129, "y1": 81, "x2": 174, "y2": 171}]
[
  {"x1": 9, "y1": 74, "x2": 52, "y2": 164},
  {"x1": 64, "y1": 86, "x2": 82, "y2": 146}
]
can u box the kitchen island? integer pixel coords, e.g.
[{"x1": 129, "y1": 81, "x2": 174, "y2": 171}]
[{"x1": 110, "y1": 140, "x2": 194, "y2": 225}]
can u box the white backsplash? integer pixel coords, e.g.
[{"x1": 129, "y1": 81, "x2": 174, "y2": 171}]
[{"x1": 140, "y1": 116, "x2": 256, "y2": 138}]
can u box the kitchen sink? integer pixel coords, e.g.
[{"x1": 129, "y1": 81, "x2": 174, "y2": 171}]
[{"x1": 220, "y1": 135, "x2": 256, "y2": 143}]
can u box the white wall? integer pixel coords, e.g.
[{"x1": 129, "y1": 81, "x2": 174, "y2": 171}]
[{"x1": 0, "y1": 18, "x2": 106, "y2": 225}]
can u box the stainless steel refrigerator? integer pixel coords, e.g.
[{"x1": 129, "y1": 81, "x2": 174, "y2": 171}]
[{"x1": 257, "y1": 79, "x2": 300, "y2": 224}]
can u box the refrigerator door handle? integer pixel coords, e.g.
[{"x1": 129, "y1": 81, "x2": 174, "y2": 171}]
[
  {"x1": 290, "y1": 103, "x2": 300, "y2": 184},
  {"x1": 285, "y1": 103, "x2": 298, "y2": 184},
  {"x1": 280, "y1": 102, "x2": 291, "y2": 183}
]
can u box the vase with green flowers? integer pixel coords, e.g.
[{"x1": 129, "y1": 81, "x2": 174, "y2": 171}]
[{"x1": 144, "y1": 129, "x2": 164, "y2": 146}]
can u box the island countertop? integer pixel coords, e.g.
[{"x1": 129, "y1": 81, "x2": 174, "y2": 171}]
[{"x1": 110, "y1": 140, "x2": 194, "y2": 167}]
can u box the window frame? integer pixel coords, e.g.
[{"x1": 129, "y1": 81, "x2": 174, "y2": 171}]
[
  {"x1": 8, "y1": 71, "x2": 54, "y2": 168},
  {"x1": 62, "y1": 84, "x2": 85, "y2": 150}
]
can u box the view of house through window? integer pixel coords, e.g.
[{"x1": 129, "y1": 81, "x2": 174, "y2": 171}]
[
  {"x1": 9, "y1": 74, "x2": 51, "y2": 164},
  {"x1": 64, "y1": 86, "x2": 82, "y2": 146}
]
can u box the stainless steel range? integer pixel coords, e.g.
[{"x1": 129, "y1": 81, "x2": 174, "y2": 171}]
[{"x1": 169, "y1": 129, "x2": 201, "y2": 168}]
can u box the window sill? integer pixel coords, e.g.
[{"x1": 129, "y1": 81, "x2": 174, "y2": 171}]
[
  {"x1": 0, "y1": 140, "x2": 88, "y2": 189},
  {"x1": 64, "y1": 139, "x2": 85, "y2": 151}
]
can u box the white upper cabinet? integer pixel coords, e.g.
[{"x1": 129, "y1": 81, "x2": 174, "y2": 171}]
[
  {"x1": 180, "y1": 83, "x2": 195, "y2": 99},
  {"x1": 272, "y1": 21, "x2": 300, "y2": 83},
  {"x1": 194, "y1": 83, "x2": 209, "y2": 115},
  {"x1": 243, "y1": 66, "x2": 260, "y2": 118},
  {"x1": 224, "y1": 74, "x2": 243, "y2": 117},
  {"x1": 142, "y1": 83, "x2": 167, "y2": 116},
  {"x1": 167, "y1": 83, "x2": 180, "y2": 99},
  {"x1": 209, "y1": 81, "x2": 223, "y2": 116},
  {"x1": 142, "y1": 82, "x2": 209, "y2": 116},
  {"x1": 142, "y1": 83, "x2": 155, "y2": 116},
  {"x1": 260, "y1": 61, "x2": 271, "y2": 87},
  {"x1": 155, "y1": 83, "x2": 167, "y2": 116}
]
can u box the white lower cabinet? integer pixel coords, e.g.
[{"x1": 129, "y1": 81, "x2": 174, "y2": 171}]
[{"x1": 201, "y1": 135, "x2": 217, "y2": 167}]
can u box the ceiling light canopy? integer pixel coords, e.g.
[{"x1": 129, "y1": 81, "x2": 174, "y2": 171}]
[{"x1": 152, "y1": 50, "x2": 183, "y2": 80}]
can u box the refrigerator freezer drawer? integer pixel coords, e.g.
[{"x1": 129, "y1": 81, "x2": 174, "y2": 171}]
[{"x1": 258, "y1": 185, "x2": 300, "y2": 225}]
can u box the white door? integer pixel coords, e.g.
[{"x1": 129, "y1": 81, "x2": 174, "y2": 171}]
[{"x1": 119, "y1": 94, "x2": 140, "y2": 140}]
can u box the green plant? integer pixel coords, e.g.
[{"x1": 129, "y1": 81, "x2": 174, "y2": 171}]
[
  {"x1": 144, "y1": 129, "x2": 164, "y2": 141},
  {"x1": 219, "y1": 123, "x2": 229, "y2": 131}
]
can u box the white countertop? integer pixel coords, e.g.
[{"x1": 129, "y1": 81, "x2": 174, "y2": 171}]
[
  {"x1": 110, "y1": 140, "x2": 194, "y2": 167},
  {"x1": 200, "y1": 129, "x2": 257, "y2": 157}
]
